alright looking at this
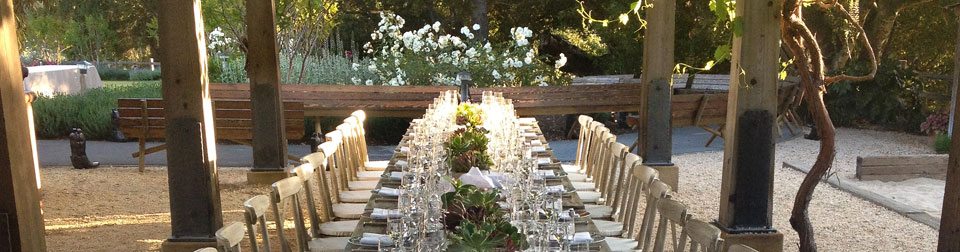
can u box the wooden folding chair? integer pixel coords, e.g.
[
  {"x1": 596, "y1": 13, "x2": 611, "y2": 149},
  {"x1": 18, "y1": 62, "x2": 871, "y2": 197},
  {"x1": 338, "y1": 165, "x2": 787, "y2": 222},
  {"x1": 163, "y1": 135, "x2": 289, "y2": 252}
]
[
  {"x1": 292, "y1": 163, "x2": 359, "y2": 237},
  {"x1": 652, "y1": 198, "x2": 691, "y2": 252},
  {"x1": 215, "y1": 222, "x2": 245, "y2": 252},
  {"x1": 326, "y1": 129, "x2": 377, "y2": 191},
  {"x1": 193, "y1": 248, "x2": 218, "y2": 252},
  {"x1": 563, "y1": 115, "x2": 595, "y2": 174},
  {"x1": 573, "y1": 131, "x2": 611, "y2": 192},
  {"x1": 313, "y1": 141, "x2": 366, "y2": 220},
  {"x1": 637, "y1": 179, "x2": 672, "y2": 252},
  {"x1": 350, "y1": 110, "x2": 391, "y2": 171},
  {"x1": 678, "y1": 219, "x2": 724, "y2": 252},
  {"x1": 243, "y1": 195, "x2": 272, "y2": 252},
  {"x1": 270, "y1": 177, "x2": 308, "y2": 252}
]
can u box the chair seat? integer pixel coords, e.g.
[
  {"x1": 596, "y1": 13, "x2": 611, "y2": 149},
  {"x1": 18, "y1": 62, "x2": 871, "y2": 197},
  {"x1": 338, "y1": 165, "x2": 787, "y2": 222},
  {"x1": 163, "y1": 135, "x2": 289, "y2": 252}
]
[
  {"x1": 357, "y1": 171, "x2": 384, "y2": 181},
  {"x1": 593, "y1": 219, "x2": 624, "y2": 237},
  {"x1": 604, "y1": 237, "x2": 640, "y2": 252},
  {"x1": 339, "y1": 190, "x2": 372, "y2": 203},
  {"x1": 567, "y1": 173, "x2": 588, "y2": 182},
  {"x1": 584, "y1": 204, "x2": 612, "y2": 220},
  {"x1": 561, "y1": 164, "x2": 581, "y2": 173},
  {"x1": 365, "y1": 160, "x2": 390, "y2": 171},
  {"x1": 308, "y1": 237, "x2": 350, "y2": 252},
  {"x1": 319, "y1": 220, "x2": 359, "y2": 237},
  {"x1": 348, "y1": 180, "x2": 379, "y2": 191},
  {"x1": 579, "y1": 191, "x2": 601, "y2": 204},
  {"x1": 332, "y1": 203, "x2": 365, "y2": 219},
  {"x1": 572, "y1": 182, "x2": 596, "y2": 191}
]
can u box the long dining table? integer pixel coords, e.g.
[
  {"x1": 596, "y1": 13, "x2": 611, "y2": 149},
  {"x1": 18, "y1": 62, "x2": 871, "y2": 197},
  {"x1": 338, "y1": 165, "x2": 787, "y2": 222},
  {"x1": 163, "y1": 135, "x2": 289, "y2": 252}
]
[{"x1": 344, "y1": 118, "x2": 612, "y2": 251}]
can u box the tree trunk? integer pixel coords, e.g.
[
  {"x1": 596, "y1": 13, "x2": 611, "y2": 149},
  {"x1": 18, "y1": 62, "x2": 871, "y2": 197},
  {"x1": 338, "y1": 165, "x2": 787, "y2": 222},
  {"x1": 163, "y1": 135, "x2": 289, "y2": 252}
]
[
  {"x1": 471, "y1": 0, "x2": 489, "y2": 41},
  {"x1": 860, "y1": 0, "x2": 935, "y2": 60}
]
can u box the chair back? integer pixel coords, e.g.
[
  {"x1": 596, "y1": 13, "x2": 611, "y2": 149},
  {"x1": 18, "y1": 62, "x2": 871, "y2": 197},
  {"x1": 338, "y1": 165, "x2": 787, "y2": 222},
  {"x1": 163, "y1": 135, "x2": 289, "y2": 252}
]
[
  {"x1": 323, "y1": 132, "x2": 349, "y2": 194},
  {"x1": 271, "y1": 177, "x2": 308, "y2": 252},
  {"x1": 293, "y1": 163, "x2": 322, "y2": 238},
  {"x1": 599, "y1": 141, "x2": 627, "y2": 202},
  {"x1": 637, "y1": 179, "x2": 671, "y2": 251},
  {"x1": 584, "y1": 124, "x2": 608, "y2": 177},
  {"x1": 244, "y1": 195, "x2": 272, "y2": 252},
  {"x1": 215, "y1": 222, "x2": 246, "y2": 252},
  {"x1": 610, "y1": 152, "x2": 641, "y2": 218},
  {"x1": 679, "y1": 219, "x2": 723, "y2": 252},
  {"x1": 194, "y1": 248, "x2": 218, "y2": 252},
  {"x1": 652, "y1": 197, "x2": 690, "y2": 252},
  {"x1": 728, "y1": 244, "x2": 759, "y2": 252},
  {"x1": 575, "y1": 115, "x2": 594, "y2": 168},
  {"x1": 350, "y1": 110, "x2": 371, "y2": 163}
]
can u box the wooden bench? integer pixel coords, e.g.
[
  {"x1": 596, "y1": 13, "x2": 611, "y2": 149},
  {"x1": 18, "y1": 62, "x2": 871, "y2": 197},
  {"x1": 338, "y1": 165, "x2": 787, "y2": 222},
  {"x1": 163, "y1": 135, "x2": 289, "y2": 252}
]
[
  {"x1": 856, "y1": 155, "x2": 949, "y2": 181},
  {"x1": 117, "y1": 98, "x2": 306, "y2": 171}
]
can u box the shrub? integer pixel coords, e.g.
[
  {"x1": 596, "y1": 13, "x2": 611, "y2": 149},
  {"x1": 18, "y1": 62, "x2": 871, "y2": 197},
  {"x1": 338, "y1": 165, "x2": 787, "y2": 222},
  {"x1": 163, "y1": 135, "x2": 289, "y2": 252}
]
[
  {"x1": 32, "y1": 82, "x2": 162, "y2": 140},
  {"x1": 936, "y1": 133, "x2": 951, "y2": 154},
  {"x1": 129, "y1": 70, "x2": 162, "y2": 81},
  {"x1": 97, "y1": 67, "x2": 130, "y2": 81}
]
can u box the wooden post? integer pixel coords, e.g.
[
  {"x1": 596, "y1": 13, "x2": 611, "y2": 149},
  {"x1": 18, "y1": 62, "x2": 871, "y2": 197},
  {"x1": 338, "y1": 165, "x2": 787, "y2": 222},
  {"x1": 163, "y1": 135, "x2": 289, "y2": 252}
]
[
  {"x1": 639, "y1": 0, "x2": 678, "y2": 190},
  {"x1": 715, "y1": 0, "x2": 784, "y2": 250},
  {"x1": 245, "y1": 0, "x2": 289, "y2": 184},
  {"x1": 950, "y1": 4, "x2": 960, "y2": 137},
  {"x1": 157, "y1": 1, "x2": 223, "y2": 251},
  {"x1": 0, "y1": 1, "x2": 46, "y2": 251},
  {"x1": 938, "y1": 4, "x2": 960, "y2": 251}
]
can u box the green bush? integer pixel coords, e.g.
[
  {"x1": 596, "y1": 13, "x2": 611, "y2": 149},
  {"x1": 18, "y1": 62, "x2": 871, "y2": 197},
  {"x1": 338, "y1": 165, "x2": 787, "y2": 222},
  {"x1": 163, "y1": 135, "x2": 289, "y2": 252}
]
[
  {"x1": 32, "y1": 82, "x2": 162, "y2": 140},
  {"x1": 936, "y1": 134, "x2": 951, "y2": 154},
  {"x1": 129, "y1": 70, "x2": 162, "y2": 81},
  {"x1": 822, "y1": 60, "x2": 930, "y2": 132},
  {"x1": 98, "y1": 67, "x2": 130, "y2": 81}
]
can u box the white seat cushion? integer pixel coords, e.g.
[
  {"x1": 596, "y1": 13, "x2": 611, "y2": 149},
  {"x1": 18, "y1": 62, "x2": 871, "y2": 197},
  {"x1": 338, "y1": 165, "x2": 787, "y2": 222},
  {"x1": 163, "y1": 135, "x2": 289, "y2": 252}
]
[
  {"x1": 593, "y1": 219, "x2": 624, "y2": 237},
  {"x1": 365, "y1": 160, "x2": 390, "y2": 171},
  {"x1": 319, "y1": 220, "x2": 359, "y2": 237},
  {"x1": 332, "y1": 203, "x2": 365, "y2": 219},
  {"x1": 348, "y1": 180, "x2": 379, "y2": 191},
  {"x1": 579, "y1": 191, "x2": 601, "y2": 204},
  {"x1": 604, "y1": 237, "x2": 640, "y2": 252},
  {"x1": 562, "y1": 164, "x2": 581, "y2": 173},
  {"x1": 339, "y1": 190, "x2": 372, "y2": 203},
  {"x1": 357, "y1": 171, "x2": 384, "y2": 181},
  {"x1": 572, "y1": 182, "x2": 596, "y2": 191},
  {"x1": 567, "y1": 173, "x2": 588, "y2": 182},
  {"x1": 584, "y1": 204, "x2": 612, "y2": 219},
  {"x1": 308, "y1": 237, "x2": 350, "y2": 252}
]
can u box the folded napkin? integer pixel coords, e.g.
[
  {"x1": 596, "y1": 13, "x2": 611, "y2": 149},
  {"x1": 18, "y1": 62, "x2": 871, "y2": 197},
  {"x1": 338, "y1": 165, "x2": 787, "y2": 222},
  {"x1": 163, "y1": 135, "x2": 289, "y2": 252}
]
[
  {"x1": 459, "y1": 167, "x2": 496, "y2": 189},
  {"x1": 530, "y1": 140, "x2": 542, "y2": 145},
  {"x1": 523, "y1": 132, "x2": 538, "y2": 138},
  {"x1": 485, "y1": 173, "x2": 517, "y2": 189},
  {"x1": 389, "y1": 172, "x2": 405, "y2": 181},
  {"x1": 394, "y1": 160, "x2": 408, "y2": 168},
  {"x1": 359, "y1": 233, "x2": 395, "y2": 246},
  {"x1": 399, "y1": 146, "x2": 410, "y2": 153},
  {"x1": 519, "y1": 118, "x2": 536, "y2": 123},
  {"x1": 535, "y1": 170, "x2": 556, "y2": 179},
  {"x1": 546, "y1": 185, "x2": 566, "y2": 194},
  {"x1": 570, "y1": 232, "x2": 593, "y2": 245},
  {"x1": 377, "y1": 187, "x2": 402, "y2": 197},
  {"x1": 559, "y1": 209, "x2": 581, "y2": 221},
  {"x1": 531, "y1": 146, "x2": 547, "y2": 153},
  {"x1": 537, "y1": 157, "x2": 552, "y2": 165},
  {"x1": 370, "y1": 208, "x2": 402, "y2": 220}
]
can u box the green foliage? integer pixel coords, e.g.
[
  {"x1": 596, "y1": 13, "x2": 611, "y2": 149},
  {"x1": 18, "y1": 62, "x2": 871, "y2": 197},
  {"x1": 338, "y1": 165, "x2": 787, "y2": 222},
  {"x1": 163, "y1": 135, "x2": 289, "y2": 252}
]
[
  {"x1": 456, "y1": 103, "x2": 485, "y2": 126},
  {"x1": 935, "y1": 133, "x2": 951, "y2": 154},
  {"x1": 32, "y1": 82, "x2": 162, "y2": 140},
  {"x1": 444, "y1": 127, "x2": 493, "y2": 173},
  {"x1": 823, "y1": 60, "x2": 927, "y2": 132},
  {"x1": 129, "y1": 70, "x2": 162, "y2": 81},
  {"x1": 98, "y1": 67, "x2": 131, "y2": 81}
]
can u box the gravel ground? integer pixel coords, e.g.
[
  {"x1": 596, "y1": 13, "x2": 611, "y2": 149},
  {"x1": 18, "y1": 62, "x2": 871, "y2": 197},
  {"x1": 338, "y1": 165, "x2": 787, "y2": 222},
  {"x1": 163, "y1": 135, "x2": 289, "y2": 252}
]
[{"x1": 671, "y1": 128, "x2": 939, "y2": 251}]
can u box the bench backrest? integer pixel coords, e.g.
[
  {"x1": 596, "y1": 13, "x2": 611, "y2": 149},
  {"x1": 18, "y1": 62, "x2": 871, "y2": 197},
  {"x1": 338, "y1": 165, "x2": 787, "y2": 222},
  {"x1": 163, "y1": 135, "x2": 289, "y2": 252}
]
[{"x1": 117, "y1": 98, "x2": 305, "y2": 140}]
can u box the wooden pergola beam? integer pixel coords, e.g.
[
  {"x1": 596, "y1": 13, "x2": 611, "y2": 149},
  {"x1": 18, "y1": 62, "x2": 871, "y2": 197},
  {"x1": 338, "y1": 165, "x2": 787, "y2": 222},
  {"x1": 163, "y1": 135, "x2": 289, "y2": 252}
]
[
  {"x1": 0, "y1": 0, "x2": 46, "y2": 251},
  {"x1": 157, "y1": 0, "x2": 223, "y2": 251},
  {"x1": 639, "y1": 0, "x2": 679, "y2": 190},
  {"x1": 245, "y1": 0, "x2": 289, "y2": 184},
  {"x1": 938, "y1": 3, "x2": 960, "y2": 250}
]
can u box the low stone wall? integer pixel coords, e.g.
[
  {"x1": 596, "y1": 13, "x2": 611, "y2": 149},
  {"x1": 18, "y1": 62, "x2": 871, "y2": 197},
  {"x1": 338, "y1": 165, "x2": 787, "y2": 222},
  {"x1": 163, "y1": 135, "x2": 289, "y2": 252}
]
[{"x1": 856, "y1": 155, "x2": 948, "y2": 181}]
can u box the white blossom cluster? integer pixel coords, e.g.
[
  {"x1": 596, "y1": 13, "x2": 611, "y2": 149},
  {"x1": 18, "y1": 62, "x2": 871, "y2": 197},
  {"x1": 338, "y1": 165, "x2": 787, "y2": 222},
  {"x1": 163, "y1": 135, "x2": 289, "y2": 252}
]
[
  {"x1": 207, "y1": 27, "x2": 234, "y2": 52},
  {"x1": 358, "y1": 13, "x2": 566, "y2": 87}
]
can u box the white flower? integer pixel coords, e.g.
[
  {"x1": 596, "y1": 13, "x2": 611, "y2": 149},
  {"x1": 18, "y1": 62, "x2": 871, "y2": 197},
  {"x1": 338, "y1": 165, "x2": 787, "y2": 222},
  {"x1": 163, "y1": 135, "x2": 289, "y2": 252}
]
[
  {"x1": 438, "y1": 36, "x2": 450, "y2": 47},
  {"x1": 516, "y1": 38, "x2": 528, "y2": 47},
  {"x1": 555, "y1": 53, "x2": 568, "y2": 68},
  {"x1": 465, "y1": 48, "x2": 477, "y2": 58},
  {"x1": 432, "y1": 22, "x2": 441, "y2": 32},
  {"x1": 352, "y1": 63, "x2": 360, "y2": 71},
  {"x1": 487, "y1": 55, "x2": 495, "y2": 61},
  {"x1": 473, "y1": 24, "x2": 480, "y2": 30},
  {"x1": 365, "y1": 80, "x2": 374, "y2": 85},
  {"x1": 461, "y1": 26, "x2": 471, "y2": 36},
  {"x1": 450, "y1": 37, "x2": 463, "y2": 47},
  {"x1": 368, "y1": 64, "x2": 377, "y2": 72},
  {"x1": 492, "y1": 70, "x2": 501, "y2": 79},
  {"x1": 351, "y1": 77, "x2": 361, "y2": 84},
  {"x1": 483, "y1": 43, "x2": 492, "y2": 52}
]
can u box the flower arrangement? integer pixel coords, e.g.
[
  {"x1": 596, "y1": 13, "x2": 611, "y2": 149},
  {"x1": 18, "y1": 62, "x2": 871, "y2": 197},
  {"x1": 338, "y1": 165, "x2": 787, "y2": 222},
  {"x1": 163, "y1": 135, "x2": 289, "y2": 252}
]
[
  {"x1": 444, "y1": 127, "x2": 493, "y2": 173},
  {"x1": 921, "y1": 113, "x2": 949, "y2": 136},
  {"x1": 456, "y1": 103, "x2": 485, "y2": 127},
  {"x1": 358, "y1": 13, "x2": 570, "y2": 87},
  {"x1": 442, "y1": 179, "x2": 527, "y2": 251}
]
